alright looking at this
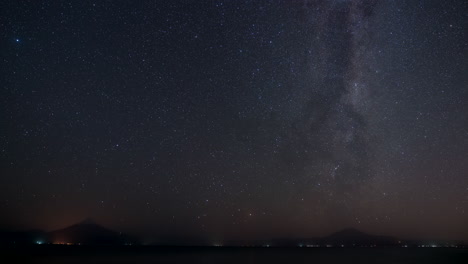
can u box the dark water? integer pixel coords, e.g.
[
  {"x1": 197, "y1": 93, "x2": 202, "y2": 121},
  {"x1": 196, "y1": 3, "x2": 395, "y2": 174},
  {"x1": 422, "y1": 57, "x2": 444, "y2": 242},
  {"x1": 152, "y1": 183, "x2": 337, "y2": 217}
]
[{"x1": 2, "y1": 246, "x2": 468, "y2": 264}]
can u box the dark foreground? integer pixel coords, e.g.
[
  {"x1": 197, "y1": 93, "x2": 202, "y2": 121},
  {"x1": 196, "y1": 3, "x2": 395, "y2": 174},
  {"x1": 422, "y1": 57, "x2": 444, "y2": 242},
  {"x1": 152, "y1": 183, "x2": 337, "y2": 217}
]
[{"x1": 2, "y1": 245, "x2": 468, "y2": 264}]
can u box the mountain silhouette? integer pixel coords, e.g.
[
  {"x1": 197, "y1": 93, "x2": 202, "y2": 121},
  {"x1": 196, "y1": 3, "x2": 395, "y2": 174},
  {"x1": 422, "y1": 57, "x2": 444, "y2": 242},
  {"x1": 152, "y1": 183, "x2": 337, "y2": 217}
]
[
  {"x1": 47, "y1": 219, "x2": 135, "y2": 245},
  {"x1": 322, "y1": 228, "x2": 398, "y2": 246},
  {"x1": 1, "y1": 225, "x2": 463, "y2": 247}
]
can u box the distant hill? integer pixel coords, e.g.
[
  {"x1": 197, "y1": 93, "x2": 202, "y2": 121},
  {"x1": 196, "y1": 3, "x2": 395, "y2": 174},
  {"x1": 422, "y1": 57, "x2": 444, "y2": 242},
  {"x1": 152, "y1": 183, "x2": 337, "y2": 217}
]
[
  {"x1": 47, "y1": 219, "x2": 135, "y2": 245},
  {"x1": 0, "y1": 219, "x2": 136, "y2": 245},
  {"x1": 321, "y1": 228, "x2": 398, "y2": 246},
  {"x1": 1, "y1": 224, "x2": 465, "y2": 247}
]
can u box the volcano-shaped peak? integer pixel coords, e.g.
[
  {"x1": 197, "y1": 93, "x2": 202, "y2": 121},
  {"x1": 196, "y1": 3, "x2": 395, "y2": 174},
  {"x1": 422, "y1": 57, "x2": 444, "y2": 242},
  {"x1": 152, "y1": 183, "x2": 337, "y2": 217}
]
[{"x1": 47, "y1": 219, "x2": 133, "y2": 245}]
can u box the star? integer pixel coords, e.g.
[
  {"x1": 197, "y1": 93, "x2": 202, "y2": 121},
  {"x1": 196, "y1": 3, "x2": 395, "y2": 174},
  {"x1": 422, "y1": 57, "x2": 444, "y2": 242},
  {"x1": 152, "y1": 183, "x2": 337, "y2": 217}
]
[{"x1": 1, "y1": 0, "x2": 466, "y2": 246}]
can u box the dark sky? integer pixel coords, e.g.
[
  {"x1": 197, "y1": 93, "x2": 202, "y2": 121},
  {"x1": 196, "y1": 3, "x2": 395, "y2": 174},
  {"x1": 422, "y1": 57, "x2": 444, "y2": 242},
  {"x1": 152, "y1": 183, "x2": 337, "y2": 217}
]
[{"x1": 1, "y1": 0, "x2": 467, "y2": 242}]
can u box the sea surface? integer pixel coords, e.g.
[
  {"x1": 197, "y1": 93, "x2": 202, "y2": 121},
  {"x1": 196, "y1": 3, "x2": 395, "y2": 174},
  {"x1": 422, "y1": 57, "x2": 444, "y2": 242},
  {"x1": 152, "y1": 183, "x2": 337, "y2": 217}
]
[{"x1": 2, "y1": 245, "x2": 468, "y2": 264}]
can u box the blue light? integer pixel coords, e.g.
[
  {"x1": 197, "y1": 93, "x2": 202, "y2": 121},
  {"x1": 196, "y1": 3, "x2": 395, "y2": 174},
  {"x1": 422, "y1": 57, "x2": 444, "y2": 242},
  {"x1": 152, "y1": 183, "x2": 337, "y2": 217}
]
[
  {"x1": 15, "y1": 38, "x2": 20, "y2": 42},
  {"x1": 36, "y1": 240, "x2": 43, "y2": 245}
]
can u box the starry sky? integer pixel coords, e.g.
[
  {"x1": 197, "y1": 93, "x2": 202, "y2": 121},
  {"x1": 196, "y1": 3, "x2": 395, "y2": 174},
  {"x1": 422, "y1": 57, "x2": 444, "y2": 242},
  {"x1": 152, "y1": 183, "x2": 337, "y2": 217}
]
[{"x1": 1, "y1": 0, "x2": 467, "y2": 242}]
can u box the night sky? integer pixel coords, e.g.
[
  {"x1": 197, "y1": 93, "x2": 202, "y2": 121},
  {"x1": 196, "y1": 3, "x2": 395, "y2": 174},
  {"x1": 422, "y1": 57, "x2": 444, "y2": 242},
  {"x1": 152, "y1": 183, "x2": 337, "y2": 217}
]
[{"x1": 1, "y1": 0, "x2": 467, "y2": 243}]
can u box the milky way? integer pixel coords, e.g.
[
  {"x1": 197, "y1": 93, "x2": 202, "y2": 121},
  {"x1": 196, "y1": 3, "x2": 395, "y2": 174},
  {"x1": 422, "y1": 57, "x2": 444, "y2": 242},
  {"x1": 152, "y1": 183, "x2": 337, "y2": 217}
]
[
  {"x1": 1, "y1": 0, "x2": 467, "y2": 242},
  {"x1": 296, "y1": 0, "x2": 378, "y2": 191}
]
